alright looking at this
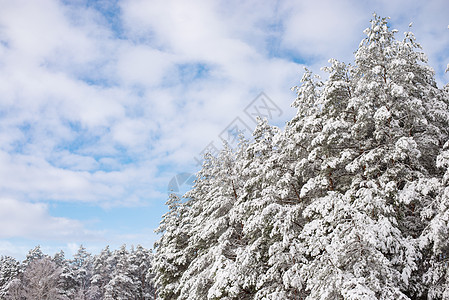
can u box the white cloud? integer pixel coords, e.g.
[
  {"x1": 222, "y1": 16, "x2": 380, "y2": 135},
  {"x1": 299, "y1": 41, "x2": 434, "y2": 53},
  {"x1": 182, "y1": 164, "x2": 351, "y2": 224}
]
[
  {"x1": 0, "y1": 150, "x2": 166, "y2": 206},
  {"x1": 280, "y1": 0, "x2": 367, "y2": 61},
  {"x1": 0, "y1": 198, "x2": 99, "y2": 240},
  {"x1": 50, "y1": 150, "x2": 99, "y2": 171},
  {"x1": 0, "y1": 241, "x2": 31, "y2": 260},
  {"x1": 116, "y1": 45, "x2": 177, "y2": 87}
]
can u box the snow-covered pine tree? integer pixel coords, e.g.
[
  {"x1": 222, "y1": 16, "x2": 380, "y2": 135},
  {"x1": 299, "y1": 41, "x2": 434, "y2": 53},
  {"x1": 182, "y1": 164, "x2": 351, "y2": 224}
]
[
  {"x1": 22, "y1": 245, "x2": 46, "y2": 269},
  {"x1": 0, "y1": 256, "x2": 20, "y2": 298},
  {"x1": 128, "y1": 245, "x2": 155, "y2": 300},
  {"x1": 71, "y1": 245, "x2": 93, "y2": 299},
  {"x1": 89, "y1": 245, "x2": 113, "y2": 299},
  {"x1": 277, "y1": 68, "x2": 332, "y2": 299},
  {"x1": 177, "y1": 143, "x2": 248, "y2": 300},
  {"x1": 417, "y1": 59, "x2": 449, "y2": 300},
  {"x1": 52, "y1": 250, "x2": 66, "y2": 267},
  {"x1": 104, "y1": 245, "x2": 137, "y2": 299},
  {"x1": 226, "y1": 118, "x2": 308, "y2": 299},
  {"x1": 421, "y1": 141, "x2": 449, "y2": 298},
  {"x1": 153, "y1": 192, "x2": 193, "y2": 299},
  {"x1": 53, "y1": 250, "x2": 79, "y2": 299},
  {"x1": 198, "y1": 121, "x2": 277, "y2": 299},
  {"x1": 297, "y1": 14, "x2": 449, "y2": 299}
]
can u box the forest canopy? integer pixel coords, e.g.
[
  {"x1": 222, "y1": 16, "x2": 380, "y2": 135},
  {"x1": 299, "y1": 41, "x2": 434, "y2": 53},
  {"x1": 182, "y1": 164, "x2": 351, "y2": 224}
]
[{"x1": 153, "y1": 14, "x2": 449, "y2": 300}]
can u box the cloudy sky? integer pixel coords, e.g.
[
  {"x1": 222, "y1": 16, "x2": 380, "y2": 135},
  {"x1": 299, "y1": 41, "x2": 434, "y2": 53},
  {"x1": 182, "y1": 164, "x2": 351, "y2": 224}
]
[{"x1": 0, "y1": 0, "x2": 448, "y2": 259}]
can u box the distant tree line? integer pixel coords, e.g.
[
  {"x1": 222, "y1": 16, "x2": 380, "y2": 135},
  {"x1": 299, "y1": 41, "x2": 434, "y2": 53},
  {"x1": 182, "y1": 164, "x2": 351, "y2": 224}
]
[{"x1": 0, "y1": 245, "x2": 154, "y2": 300}]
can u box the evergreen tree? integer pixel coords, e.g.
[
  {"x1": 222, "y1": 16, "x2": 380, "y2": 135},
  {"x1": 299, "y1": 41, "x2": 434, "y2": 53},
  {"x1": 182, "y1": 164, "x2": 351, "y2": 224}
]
[
  {"x1": 228, "y1": 119, "x2": 307, "y2": 299},
  {"x1": 153, "y1": 193, "x2": 193, "y2": 299},
  {"x1": 0, "y1": 256, "x2": 20, "y2": 299},
  {"x1": 153, "y1": 14, "x2": 449, "y2": 300},
  {"x1": 104, "y1": 245, "x2": 136, "y2": 299},
  {"x1": 297, "y1": 14, "x2": 448, "y2": 299},
  {"x1": 177, "y1": 144, "x2": 247, "y2": 299},
  {"x1": 421, "y1": 139, "x2": 449, "y2": 299},
  {"x1": 89, "y1": 245, "x2": 113, "y2": 299},
  {"x1": 22, "y1": 245, "x2": 46, "y2": 269},
  {"x1": 54, "y1": 250, "x2": 78, "y2": 300},
  {"x1": 128, "y1": 245, "x2": 155, "y2": 300},
  {"x1": 53, "y1": 251, "x2": 66, "y2": 267},
  {"x1": 71, "y1": 245, "x2": 93, "y2": 299}
]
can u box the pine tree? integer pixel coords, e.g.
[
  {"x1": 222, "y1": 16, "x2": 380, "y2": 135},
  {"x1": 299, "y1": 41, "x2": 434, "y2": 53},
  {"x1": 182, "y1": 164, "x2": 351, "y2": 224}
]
[
  {"x1": 421, "y1": 140, "x2": 449, "y2": 298},
  {"x1": 296, "y1": 14, "x2": 449, "y2": 299},
  {"x1": 104, "y1": 245, "x2": 137, "y2": 299},
  {"x1": 128, "y1": 245, "x2": 155, "y2": 300},
  {"x1": 153, "y1": 193, "x2": 193, "y2": 299},
  {"x1": 53, "y1": 251, "x2": 66, "y2": 268},
  {"x1": 177, "y1": 144, "x2": 247, "y2": 299},
  {"x1": 22, "y1": 245, "x2": 46, "y2": 269},
  {"x1": 89, "y1": 245, "x2": 113, "y2": 299},
  {"x1": 0, "y1": 256, "x2": 20, "y2": 299},
  {"x1": 226, "y1": 119, "x2": 307, "y2": 299},
  {"x1": 54, "y1": 250, "x2": 78, "y2": 299},
  {"x1": 71, "y1": 245, "x2": 93, "y2": 299}
]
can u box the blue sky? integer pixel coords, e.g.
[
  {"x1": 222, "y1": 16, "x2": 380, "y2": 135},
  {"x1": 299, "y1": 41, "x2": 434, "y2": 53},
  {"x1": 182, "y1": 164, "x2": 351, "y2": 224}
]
[{"x1": 0, "y1": 0, "x2": 448, "y2": 259}]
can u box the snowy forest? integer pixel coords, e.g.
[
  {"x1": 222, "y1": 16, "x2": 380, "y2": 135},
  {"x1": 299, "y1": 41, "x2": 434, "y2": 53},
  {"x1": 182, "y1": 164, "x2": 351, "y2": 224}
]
[
  {"x1": 2, "y1": 14, "x2": 449, "y2": 300},
  {"x1": 153, "y1": 15, "x2": 449, "y2": 300},
  {"x1": 0, "y1": 245, "x2": 154, "y2": 299}
]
